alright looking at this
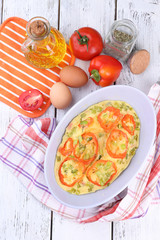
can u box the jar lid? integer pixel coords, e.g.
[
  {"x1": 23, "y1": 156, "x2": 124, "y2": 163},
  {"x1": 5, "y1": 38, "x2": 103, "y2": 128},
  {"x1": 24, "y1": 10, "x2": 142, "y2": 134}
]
[{"x1": 128, "y1": 49, "x2": 150, "y2": 74}]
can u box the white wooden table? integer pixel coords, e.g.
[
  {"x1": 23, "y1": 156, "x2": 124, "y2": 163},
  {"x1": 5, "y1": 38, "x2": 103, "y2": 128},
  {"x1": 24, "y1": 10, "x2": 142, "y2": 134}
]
[{"x1": 0, "y1": 0, "x2": 160, "y2": 239}]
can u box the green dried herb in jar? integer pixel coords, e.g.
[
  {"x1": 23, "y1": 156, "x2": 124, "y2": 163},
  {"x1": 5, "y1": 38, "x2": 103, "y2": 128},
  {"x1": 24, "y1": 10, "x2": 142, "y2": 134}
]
[
  {"x1": 113, "y1": 29, "x2": 133, "y2": 43},
  {"x1": 104, "y1": 19, "x2": 138, "y2": 62}
]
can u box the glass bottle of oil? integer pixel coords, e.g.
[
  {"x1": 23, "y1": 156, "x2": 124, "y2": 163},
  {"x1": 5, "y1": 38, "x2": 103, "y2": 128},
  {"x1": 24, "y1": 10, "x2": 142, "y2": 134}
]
[{"x1": 21, "y1": 17, "x2": 66, "y2": 69}]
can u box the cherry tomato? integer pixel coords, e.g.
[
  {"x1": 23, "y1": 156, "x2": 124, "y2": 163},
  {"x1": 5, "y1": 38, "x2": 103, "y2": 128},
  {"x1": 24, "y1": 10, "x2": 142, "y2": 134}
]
[
  {"x1": 59, "y1": 138, "x2": 74, "y2": 156},
  {"x1": 86, "y1": 160, "x2": 117, "y2": 186},
  {"x1": 19, "y1": 89, "x2": 43, "y2": 111},
  {"x1": 69, "y1": 27, "x2": 103, "y2": 60},
  {"x1": 106, "y1": 129, "x2": 128, "y2": 159},
  {"x1": 122, "y1": 114, "x2": 136, "y2": 135},
  {"x1": 97, "y1": 106, "x2": 122, "y2": 132},
  {"x1": 59, "y1": 157, "x2": 85, "y2": 187}
]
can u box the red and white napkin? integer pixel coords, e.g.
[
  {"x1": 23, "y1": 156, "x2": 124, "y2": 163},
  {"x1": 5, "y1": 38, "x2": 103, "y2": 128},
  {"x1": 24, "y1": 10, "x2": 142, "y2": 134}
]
[{"x1": 1, "y1": 83, "x2": 160, "y2": 223}]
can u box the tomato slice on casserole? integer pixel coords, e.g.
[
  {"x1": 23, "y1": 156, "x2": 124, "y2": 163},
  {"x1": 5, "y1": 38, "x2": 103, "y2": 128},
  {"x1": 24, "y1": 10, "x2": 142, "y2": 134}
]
[
  {"x1": 86, "y1": 160, "x2": 117, "y2": 186},
  {"x1": 59, "y1": 138, "x2": 74, "y2": 156},
  {"x1": 78, "y1": 117, "x2": 94, "y2": 128},
  {"x1": 106, "y1": 129, "x2": 128, "y2": 158},
  {"x1": 74, "y1": 132, "x2": 98, "y2": 164},
  {"x1": 59, "y1": 157, "x2": 85, "y2": 187},
  {"x1": 97, "y1": 106, "x2": 122, "y2": 132},
  {"x1": 122, "y1": 114, "x2": 136, "y2": 135}
]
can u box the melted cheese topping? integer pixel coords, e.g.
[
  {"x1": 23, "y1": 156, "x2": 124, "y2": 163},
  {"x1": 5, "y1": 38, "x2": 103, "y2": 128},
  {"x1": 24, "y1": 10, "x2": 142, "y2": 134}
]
[{"x1": 54, "y1": 101, "x2": 140, "y2": 195}]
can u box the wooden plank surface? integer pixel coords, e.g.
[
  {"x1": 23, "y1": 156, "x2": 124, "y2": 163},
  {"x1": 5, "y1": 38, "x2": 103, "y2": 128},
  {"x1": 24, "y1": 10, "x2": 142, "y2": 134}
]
[
  {"x1": 0, "y1": 0, "x2": 58, "y2": 239},
  {"x1": 52, "y1": 0, "x2": 115, "y2": 239},
  {"x1": 57, "y1": 0, "x2": 116, "y2": 121},
  {"x1": 113, "y1": 205, "x2": 160, "y2": 240},
  {"x1": 0, "y1": 0, "x2": 160, "y2": 239},
  {"x1": 116, "y1": 0, "x2": 160, "y2": 94},
  {"x1": 52, "y1": 213, "x2": 111, "y2": 240},
  {"x1": 113, "y1": 0, "x2": 160, "y2": 239}
]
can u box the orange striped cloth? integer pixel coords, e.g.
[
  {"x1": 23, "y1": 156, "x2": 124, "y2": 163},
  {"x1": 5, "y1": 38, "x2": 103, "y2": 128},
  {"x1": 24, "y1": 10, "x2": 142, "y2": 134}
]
[{"x1": 0, "y1": 17, "x2": 75, "y2": 118}]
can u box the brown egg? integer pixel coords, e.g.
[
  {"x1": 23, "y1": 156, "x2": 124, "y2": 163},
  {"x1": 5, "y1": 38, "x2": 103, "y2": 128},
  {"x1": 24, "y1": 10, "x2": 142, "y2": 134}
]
[
  {"x1": 60, "y1": 65, "x2": 88, "y2": 88},
  {"x1": 50, "y1": 82, "x2": 72, "y2": 109}
]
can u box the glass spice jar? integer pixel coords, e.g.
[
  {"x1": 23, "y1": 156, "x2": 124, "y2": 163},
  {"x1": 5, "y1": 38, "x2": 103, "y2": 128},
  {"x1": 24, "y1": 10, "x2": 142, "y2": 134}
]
[
  {"x1": 21, "y1": 17, "x2": 66, "y2": 69},
  {"x1": 103, "y1": 19, "x2": 138, "y2": 62}
]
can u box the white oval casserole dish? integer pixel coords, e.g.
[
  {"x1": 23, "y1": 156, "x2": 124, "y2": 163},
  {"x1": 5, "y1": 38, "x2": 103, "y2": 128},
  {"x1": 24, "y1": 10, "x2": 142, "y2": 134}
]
[{"x1": 44, "y1": 85, "x2": 156, "y2": 209}]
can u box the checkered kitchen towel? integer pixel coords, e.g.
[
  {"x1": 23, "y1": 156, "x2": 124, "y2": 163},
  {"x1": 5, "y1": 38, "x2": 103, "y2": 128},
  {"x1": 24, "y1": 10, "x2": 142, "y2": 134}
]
[{"x1": 1, "y1": 83, "x2": 160, "y2": 223}]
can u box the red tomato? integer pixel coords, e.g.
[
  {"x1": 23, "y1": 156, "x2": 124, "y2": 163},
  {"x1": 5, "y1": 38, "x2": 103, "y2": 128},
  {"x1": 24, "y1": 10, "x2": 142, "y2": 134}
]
[
  {"x1": 69, "y1": 27, "x2": 103, "y2": 60},
  {"x1": 19, "y1": 89, "x2": 43, "y2": 111}
]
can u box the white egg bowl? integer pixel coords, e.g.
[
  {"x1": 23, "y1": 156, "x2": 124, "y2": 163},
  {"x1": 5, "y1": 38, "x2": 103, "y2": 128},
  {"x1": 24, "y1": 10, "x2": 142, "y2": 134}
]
[{"x1": 44, "y1": 85, "x2": 156, "y2": 209}]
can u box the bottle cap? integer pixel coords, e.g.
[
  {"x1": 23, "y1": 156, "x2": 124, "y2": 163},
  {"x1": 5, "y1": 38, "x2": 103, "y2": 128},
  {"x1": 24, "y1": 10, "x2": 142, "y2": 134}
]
[
  {"x1": 128, "y1": 49, "x2": 150, "y2": 74},
  {"x1": 30, "y1": 20, "x2": 46, "y2": 37}
]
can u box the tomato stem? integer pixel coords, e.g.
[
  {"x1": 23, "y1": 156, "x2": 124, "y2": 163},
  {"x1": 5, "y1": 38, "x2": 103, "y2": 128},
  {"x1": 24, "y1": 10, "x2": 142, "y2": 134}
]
[{"x1": 75, "y1": 30, "x2": 89, "y2": 51}]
